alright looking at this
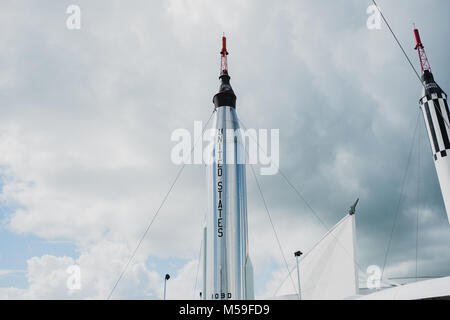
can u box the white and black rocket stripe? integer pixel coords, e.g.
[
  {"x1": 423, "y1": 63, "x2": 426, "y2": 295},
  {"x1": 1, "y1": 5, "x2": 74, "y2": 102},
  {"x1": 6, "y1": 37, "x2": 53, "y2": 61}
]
[{"x1": 420, "y1": 92, "x2": 450, "y2": 161}]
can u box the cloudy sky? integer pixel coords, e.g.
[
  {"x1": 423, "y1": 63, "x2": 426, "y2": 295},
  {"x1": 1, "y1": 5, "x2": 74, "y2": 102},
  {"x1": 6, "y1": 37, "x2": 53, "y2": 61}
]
[{"x1": 0, "y1": 0, "x2": 449, "y2": 299}]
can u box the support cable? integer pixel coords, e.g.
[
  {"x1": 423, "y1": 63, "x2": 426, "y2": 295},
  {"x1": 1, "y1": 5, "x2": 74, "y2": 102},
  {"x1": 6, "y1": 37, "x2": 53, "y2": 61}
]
[
  {"x1": 415, "y1": 118, "x2": 421, "y2": 281},
  {"x1": 237, "y1": 117, "x2": 369, "y2": 296},
  {"x1": 193, "y1": 210, "x2": 207, "y2": 299},
  {"x1": 193, "y1": 235, "x2": 203, "y2": 299},
  {"x1": 380, "y1": 110, "x2": 421, "y2": 281},
  {"x1": 371, "y1": 0, "x2": 450, "y2": 130},
  {"x1": 107, "y1": 111, "x2": 215, "y2": 300},
  {"x1": 248, "y1": 164, "x2": 299, "y2": 298}
]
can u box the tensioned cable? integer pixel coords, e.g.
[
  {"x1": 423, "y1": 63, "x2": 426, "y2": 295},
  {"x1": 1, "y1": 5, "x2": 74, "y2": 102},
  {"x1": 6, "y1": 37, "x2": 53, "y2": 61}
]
[
  {"x1": 248, "y1": 163, "x2": 299, "y2": 298},
  {"x1": 371, "y1": 0, "x2": 450, "y2": 130},
  {"x1": 232, "y1": 114, "x2": 298, "y2": 297},
  {"x1": 238, "y1": 118, "x2": 367, "y2": 267},
  {"x1": 107, "y1": 110, "x2": 215, "y2": 300},
  {"x1": 236, "y1": 117, "x2": 369, "y2": 294},
  {"x1": 271, "y1": 218, "x2": 347, "y2": 297},
  {"x1": 380, "y1": 110, "x2": 421, "y2": 281}
]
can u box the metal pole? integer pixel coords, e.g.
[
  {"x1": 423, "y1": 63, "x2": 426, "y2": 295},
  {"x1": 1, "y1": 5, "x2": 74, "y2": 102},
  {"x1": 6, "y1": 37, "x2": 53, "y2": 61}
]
[
  {"x1": 163, "y1": 278, "x2": 167, "y2": 300},
  {"x1": 294, "y1": 251, "x2": 302, "y2": 300},
  {"x1": 163, "y1": 274, "x2": 170, "y2": 300}
]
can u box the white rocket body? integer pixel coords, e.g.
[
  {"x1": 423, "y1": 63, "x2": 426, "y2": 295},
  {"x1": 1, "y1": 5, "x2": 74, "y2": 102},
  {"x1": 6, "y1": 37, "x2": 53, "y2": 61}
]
[{"x1": 419, "y1": 70, "x2": 450, "y2": 223}]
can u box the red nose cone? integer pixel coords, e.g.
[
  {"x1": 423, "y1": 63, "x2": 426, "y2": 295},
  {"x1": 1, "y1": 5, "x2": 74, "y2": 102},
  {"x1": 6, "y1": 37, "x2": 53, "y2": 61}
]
[
  {"x1": 413, "y1": 28, "x2": 423, "y2": 50},
  {"x1": 221, "y1": 36, "x2": 228, "y2": 55}
]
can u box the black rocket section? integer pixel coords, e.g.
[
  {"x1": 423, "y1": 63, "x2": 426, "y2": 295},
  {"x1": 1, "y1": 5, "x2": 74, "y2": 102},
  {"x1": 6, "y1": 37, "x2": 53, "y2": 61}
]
[
  {"x1": 213, "y1": 70, "x2": 236, "y2": 108},
  {"x1": 422, "y1": 70, "x2": 446, "y2": 98}
]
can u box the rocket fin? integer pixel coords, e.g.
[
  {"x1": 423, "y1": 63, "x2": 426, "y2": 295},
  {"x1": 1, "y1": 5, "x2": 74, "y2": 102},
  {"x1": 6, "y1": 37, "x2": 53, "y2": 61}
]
[{"x1": 245, "y1": 256, "x2": 254, "y2": 300}]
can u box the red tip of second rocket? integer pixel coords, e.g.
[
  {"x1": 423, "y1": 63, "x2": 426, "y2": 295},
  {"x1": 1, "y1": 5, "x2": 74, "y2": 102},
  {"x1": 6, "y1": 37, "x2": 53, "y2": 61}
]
[{"x1": 221, "y1": 34, "x2": 228, "y2": 56}]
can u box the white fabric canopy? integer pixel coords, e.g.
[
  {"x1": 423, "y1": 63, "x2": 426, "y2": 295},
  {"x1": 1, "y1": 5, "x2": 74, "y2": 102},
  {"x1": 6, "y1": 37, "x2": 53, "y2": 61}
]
[{"x1": 299, "y1": 214, "x2": 359, "y2": 300}]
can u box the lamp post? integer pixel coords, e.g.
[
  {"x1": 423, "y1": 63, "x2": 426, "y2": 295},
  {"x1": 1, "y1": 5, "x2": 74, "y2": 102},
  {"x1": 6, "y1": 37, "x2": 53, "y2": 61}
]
[
  {"x1": 294, "y1": 251, "x2": 302, "y2": 300},
  {"x1": 163, "y1": 274, "x2": 170, "y2": 300}
]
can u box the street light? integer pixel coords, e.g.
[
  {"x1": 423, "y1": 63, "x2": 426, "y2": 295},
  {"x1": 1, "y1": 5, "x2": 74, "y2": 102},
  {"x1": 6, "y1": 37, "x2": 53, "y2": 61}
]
[
  {"x1": 294, "y1": 251, "x2": 303, "y2": 300},
  {"x1": 163, "y1": 274, "x2": 170, "y2": 300}
]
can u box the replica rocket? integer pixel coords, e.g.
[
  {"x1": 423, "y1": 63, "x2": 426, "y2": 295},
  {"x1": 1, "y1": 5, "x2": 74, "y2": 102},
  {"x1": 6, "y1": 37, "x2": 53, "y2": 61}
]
[
  {"x1": 202, "y1": 36, "x2": 254, "y2": 300},
  {"x1": 414, "y1": 27, "x2": 450, "y2": 223}
]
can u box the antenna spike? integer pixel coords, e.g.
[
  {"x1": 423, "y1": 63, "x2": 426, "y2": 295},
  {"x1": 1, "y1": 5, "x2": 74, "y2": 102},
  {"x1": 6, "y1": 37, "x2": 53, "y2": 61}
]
[{"x1": 220, "y1": 35, "x2": 229, "y2": 74}]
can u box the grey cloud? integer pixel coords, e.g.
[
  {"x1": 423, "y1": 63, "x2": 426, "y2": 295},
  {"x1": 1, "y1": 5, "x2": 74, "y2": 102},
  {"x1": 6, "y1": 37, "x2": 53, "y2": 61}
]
[{"x1": 0, "y1": 0, "x2": 449, "y2": 298}]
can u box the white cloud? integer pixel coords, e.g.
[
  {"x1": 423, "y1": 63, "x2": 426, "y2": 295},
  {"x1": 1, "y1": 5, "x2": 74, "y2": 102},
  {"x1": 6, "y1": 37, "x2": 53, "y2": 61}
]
[
  {"x1": 0, "y1": 241, "x2": 163, "y2": 300},
  {"x1": 0, "y1": 0, "x2": 449, "y2": 299}
]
